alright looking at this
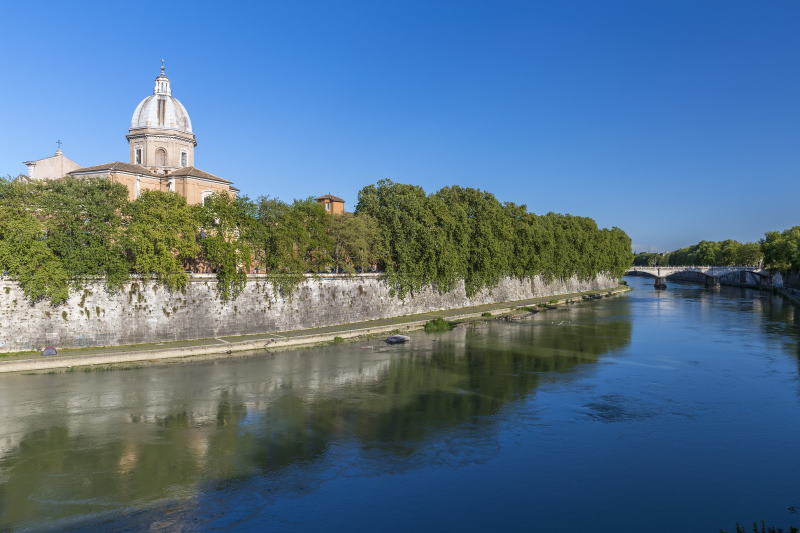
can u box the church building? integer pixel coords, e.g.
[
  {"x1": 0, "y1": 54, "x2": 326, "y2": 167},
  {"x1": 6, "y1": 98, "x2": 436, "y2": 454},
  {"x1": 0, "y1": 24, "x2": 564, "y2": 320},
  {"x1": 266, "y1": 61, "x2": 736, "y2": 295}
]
[{"x1": 23, "y1": 62, "x2": 237, "y2": 204}]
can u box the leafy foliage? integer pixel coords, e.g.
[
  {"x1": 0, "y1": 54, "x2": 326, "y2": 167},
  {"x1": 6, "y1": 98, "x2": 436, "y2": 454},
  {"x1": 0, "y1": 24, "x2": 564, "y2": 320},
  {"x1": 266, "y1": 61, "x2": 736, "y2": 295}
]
[
  {"x1": 0, "y1": 178, "x2": 130, "y2": 291},
  {"x1": 246, "y1": 197, "x2": 332, "y2": 294},
  {"x1": 0, "y1": 177, "x2": 633, "y2": 304},
  {"x1": 357, "y1": 179, "x2": 632, "y2": 297},
  {"x1": 423, "y1": 317, "x2": 455, "y2": 333},
  {"x1": 634, "y1": 240, "x2": 763, "y2": 267},
  {"x1": 326, "y1": 212, "x2": 384, "y2": 273},
  {"x1": 195, "y1": 193, "x2": 254, "y2": 300},
  {"x1": 123, "y1": 190, "x2": 199, "y2": 291},
  {"x1": 0, "y1": 206, "x2": 70, "y2": 303},
  {"x1": 35, "y1": 179, "x2": 130, "y2": 289},
  {"x1": 761, "y1": 226, "x2": 800, "y2": 273}
]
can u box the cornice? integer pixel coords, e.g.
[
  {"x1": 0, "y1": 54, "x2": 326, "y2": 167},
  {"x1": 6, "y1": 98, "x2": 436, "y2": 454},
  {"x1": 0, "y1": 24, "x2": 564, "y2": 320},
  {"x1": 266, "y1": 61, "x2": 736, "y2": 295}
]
[{"x1": 126, "y1": 129, "x2": 197, "y2": 146}]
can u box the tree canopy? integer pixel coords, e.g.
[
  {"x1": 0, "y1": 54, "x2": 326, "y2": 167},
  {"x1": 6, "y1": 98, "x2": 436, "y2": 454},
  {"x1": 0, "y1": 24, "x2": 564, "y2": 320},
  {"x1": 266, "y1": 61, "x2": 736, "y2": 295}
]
[
  {"x1": 0, "y1": 177, "x2": 633, "y2": 304},
  {"x1": 634, "y1": 240, "x2": 764, "y2": 267},
  {"x1": 356, "y1": 179, "x2": 632, "y2": 297},
  {"x1": 761, "y1": 226, "x2": 800, "y2": 272}
]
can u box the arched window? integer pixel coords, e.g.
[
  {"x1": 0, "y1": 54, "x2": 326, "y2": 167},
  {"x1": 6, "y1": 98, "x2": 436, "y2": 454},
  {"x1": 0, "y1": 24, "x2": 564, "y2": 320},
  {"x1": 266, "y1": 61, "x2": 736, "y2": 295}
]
[
  {"x1": 180, "y1": 151, "x2": 187, "y2": 167},
  {"x1": 201, "y1": 190, "x2": 213, "y2": 205},
  {"x1": 156, "y1": 148, "x2": 167, "y2": 167}
]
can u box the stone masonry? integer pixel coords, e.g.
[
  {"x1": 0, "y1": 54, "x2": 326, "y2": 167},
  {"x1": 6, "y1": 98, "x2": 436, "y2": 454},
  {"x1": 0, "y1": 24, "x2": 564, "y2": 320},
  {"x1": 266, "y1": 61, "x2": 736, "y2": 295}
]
[{"x1": 0, "y1": 273, "x2": 617, "y2": 352}]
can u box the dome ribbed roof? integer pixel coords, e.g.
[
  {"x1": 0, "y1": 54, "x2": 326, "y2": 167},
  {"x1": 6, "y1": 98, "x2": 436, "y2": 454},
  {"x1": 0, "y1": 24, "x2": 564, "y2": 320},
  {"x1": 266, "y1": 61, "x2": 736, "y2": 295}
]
[
  {"x1": 129, "y1": 64, "x2": 193, "y2": 133},
  {"x1": 130, "y1": 96, "x2": 192, "y2": 132}
]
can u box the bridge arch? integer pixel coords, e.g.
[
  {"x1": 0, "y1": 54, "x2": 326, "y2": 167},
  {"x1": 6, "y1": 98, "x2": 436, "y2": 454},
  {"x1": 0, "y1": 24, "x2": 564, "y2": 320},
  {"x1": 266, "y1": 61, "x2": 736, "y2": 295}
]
[{"x1": 625, "y1": 266, "x2": 769, "y2": 290}]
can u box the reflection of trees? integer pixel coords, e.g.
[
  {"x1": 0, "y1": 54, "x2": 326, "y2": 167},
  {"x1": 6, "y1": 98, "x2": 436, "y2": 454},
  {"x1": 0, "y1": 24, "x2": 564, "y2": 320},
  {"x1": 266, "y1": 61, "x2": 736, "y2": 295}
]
[
  {"x1": 0, "y1": 301, "x2": 632, "y2": 530},
  {"x1": 751, "y1": 291, "x2": 800, "y2": 370},
  {"x1": 347, "y1": 304, "x2": 632, "y2": 446},
  {"x1": 0, "y1": 410, "x2": 217, "y2": 528}
]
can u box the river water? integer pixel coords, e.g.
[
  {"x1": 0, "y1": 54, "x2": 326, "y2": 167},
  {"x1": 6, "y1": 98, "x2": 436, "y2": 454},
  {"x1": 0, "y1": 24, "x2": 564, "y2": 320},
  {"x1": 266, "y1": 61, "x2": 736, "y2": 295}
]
[{"x1": 0, "y1": 276, "x2": 799, "y2": 532}]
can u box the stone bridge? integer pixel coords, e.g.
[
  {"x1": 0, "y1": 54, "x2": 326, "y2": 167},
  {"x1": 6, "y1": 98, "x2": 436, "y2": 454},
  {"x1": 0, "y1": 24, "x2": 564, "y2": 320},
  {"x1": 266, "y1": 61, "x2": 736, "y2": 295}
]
[{"x1": 626, "y1": 266, "x2": 769, "y2": 290}]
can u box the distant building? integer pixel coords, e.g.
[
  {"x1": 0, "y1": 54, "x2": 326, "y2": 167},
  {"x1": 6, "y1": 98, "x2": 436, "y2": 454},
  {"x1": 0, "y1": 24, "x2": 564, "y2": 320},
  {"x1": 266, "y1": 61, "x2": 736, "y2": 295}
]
[
  {"x1": 22, "y1": 145, "x2": 81, "y2": 181},
  {"x1": 315, "y1": 194, "x2": 345, "y2": 214},
  {"x1": 23, "y1": 62, "x2": 238, "y2": 204}
]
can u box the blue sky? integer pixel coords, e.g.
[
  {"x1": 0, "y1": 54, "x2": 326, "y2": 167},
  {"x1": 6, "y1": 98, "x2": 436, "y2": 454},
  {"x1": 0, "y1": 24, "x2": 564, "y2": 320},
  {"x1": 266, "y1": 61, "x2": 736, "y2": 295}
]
[{"x1": 1, "y1": 0, "x2": 798, "y2": 251}]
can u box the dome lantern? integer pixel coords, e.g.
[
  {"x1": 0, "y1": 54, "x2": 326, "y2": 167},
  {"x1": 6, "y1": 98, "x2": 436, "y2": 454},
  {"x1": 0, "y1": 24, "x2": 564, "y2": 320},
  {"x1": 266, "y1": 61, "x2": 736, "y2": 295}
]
[{"x1": 153, "y1": 59, "x2": 172, "y2": 96}]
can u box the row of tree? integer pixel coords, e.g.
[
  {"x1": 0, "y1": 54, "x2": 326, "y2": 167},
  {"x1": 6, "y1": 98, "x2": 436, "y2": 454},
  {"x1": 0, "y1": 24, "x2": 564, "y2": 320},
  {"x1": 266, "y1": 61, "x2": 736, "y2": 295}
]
[
  {"x1": 0, "y1": 177, "x2": 632, "y2": 304},
  {"x1": 633, "y1": 240, "x2": 763, "y2": 267},
  {"x1": 356, "y1": 180, "x2": 632, "y2": 297},
  {"x1": 633, "y1": 228, "x2": 800, "y2": 273}
]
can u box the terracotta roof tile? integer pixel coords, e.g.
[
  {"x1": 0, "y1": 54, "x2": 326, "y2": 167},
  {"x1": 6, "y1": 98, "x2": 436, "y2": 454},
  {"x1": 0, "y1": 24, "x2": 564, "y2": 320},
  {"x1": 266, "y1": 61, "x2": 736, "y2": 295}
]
[
  {"x1": 69, "y1": 161, "x2": 159, "y2": 177},
  {"x1": 167, "y1": 166, "x2": 232, "y2": 184},
  {"x1": 315, "y1": 194, "x2": 345, "y2": 202}
]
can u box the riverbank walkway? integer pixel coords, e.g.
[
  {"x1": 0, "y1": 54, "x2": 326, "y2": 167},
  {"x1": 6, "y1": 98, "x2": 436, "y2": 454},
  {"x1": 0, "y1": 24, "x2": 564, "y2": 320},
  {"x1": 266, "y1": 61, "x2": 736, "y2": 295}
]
[{"x1": 0, "y1": 286, "x2": 630, "y2": 374}]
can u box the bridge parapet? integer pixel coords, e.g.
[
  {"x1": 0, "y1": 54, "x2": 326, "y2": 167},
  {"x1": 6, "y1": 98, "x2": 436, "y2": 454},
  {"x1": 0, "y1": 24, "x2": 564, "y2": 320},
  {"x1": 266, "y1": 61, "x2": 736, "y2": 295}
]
[
  {"x1": 627, "y1": 266, "x2": 763, "y2": 278},
  {"x1": 626, "y1": 265, "x2": 767, "y2": 289}
]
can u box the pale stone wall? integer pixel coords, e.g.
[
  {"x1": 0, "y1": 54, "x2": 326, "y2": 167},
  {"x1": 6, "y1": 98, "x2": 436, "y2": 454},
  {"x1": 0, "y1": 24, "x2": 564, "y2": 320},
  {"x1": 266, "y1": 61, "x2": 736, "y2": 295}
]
[
  {"x1": 0, "y1": 273, "x2": 617, "y2": 352},
  {"x1": 127, "y1": 128, "x2": 195, "y2": 171},
  {"x1": 24, "y1": 152, "x2": 81, "y2": 180},
  {"x1": 179, "y1": 179, "x2": 234, "y2": 205}
]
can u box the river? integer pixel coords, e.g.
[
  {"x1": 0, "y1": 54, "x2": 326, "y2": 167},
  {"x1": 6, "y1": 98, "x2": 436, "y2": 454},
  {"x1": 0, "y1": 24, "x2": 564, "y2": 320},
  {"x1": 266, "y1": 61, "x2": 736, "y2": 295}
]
[{"x1": 0, "y1": 276, "x2": 798, "y2": 532}]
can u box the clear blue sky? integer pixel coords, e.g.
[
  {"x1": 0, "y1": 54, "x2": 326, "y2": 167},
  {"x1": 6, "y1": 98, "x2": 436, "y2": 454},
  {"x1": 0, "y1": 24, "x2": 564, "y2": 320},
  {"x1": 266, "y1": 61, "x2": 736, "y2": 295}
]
[{"x1": 1, "y1": 0, "x2": 798, "y2": 251}]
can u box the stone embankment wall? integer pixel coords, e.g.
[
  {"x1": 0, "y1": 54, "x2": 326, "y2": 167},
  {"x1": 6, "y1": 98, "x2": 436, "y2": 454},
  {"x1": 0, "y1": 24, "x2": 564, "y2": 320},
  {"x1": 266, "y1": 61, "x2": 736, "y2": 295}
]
[
  {"x1": 0, "y1": 273, "x2": 617, "y2": 352},
  {"x1": 663, "y1": 270, "x2": 778, "y2": 288},
  {"x1": 783, "y1": 271, "x2": 800, "y2": 290},
  {"x1": 780, "y1": 272, "x2": 800, "y2": 304}
]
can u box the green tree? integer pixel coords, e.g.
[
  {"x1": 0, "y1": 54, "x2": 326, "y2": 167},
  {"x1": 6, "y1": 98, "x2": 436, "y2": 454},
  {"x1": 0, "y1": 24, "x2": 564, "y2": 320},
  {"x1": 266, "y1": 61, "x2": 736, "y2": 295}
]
[
  {"x1": 35, "y1": 178, "x2": 130, "y2": 290},
  {"x1": 656, "y1": 239, "x2": 763, "y2": 267},
  {"x1": 248, "y1": 197, "x2": 332, "y2": 294},
  {"x1": 694, "y1": 240, "x2": 721, "y2": 265},
  {"x1": 326, "y1": 213, "x2": 384, "y2": 273},
  {"x1": 0, "y1": 206, "x2": 70, "y2": 303},
  {"x1": 434, "y1": 186, "x2": 514, "y2": 295},
  {"x1": 356, "y1": 180, "x2": 457, "y2": 296},
  {"x1": 123, "y1": 191, "x2": 199, "y2": 290},
  {"x1": 735, "y1": 242, "x2": 763, "y2": 266},
  {"x1": 195, "y1": 193, "x2": 255, "y2": 300},
  {"x1": 762, "y1": 226, "x2": 800, "y2": 272},
  {"x1": 357, "y1": 179, "x2": 632, "y2": 297}
]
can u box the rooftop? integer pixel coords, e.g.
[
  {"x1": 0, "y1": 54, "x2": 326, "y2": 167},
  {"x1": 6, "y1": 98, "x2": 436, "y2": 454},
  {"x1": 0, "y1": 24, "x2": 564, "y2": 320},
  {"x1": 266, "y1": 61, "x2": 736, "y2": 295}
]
[
  {"x1": 69, "y1": 161, "x2": 160, "y2": 177},
  {"x1": 168, "y1": 166, "x2": 231, "y2": 184},
  {"x1": 315, "y1": 194, "x2": 345, "y2": 202}
]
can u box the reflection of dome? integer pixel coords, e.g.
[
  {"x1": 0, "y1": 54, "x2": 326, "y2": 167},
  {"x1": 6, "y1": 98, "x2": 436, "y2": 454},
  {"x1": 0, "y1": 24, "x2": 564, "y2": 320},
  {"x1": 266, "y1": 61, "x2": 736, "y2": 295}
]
[{"x1": 129, "y1": 64, "x2": 193, "y2": 133}]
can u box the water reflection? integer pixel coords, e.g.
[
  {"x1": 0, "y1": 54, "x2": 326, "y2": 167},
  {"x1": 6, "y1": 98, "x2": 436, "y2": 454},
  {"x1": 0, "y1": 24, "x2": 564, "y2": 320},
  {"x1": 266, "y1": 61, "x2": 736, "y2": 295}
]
[
  {"x1": 0, "y1": 301, "x2": 631, "y2": 530},
  {"x1": 666, "y1": 280, "x2": 800, "y2": 364}
]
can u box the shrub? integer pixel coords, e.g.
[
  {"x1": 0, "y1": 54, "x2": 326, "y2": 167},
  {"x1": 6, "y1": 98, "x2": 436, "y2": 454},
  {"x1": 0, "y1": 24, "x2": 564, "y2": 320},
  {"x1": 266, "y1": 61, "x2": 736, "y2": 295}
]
[{"x1": 423, "y1": 317, "x2": 455, "y2": 333}]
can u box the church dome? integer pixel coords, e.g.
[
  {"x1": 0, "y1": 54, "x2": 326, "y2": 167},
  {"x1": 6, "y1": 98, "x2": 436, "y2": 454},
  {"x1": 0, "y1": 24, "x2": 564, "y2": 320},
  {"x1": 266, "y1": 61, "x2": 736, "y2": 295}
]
[{"x1": 130, "y1": 63, "x2": 193, "y2": 133}]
